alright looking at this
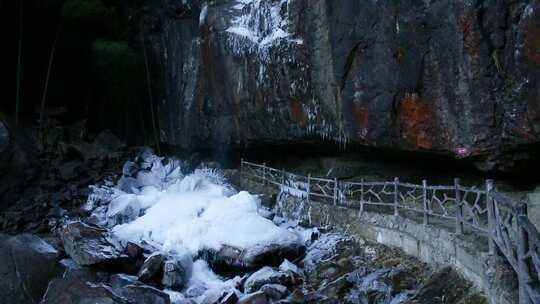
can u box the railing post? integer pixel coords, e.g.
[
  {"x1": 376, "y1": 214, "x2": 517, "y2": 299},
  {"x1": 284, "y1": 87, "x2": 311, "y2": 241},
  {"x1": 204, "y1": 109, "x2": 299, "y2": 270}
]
[
  {"x1": 262, "y1": 162, "x2": 266, "y2": 186},
  {"x1": 486, "y1": 180, "x2": 496, "y2": 255},
  {"x1": 517, "y1": 203, "x2": 531, "y2": 304},
  {"x1": 240, "y1": 158, "x2": 244, "y2": 189},
  {"x1": 307, "y1": 174, "x2": 311, "y2": 201},
  {"x1": 360, "y1": 178, "x2": 364, "y2": 213},
  {"x1": 422, "y1": 180, "x2": 428, "y2": 226},
  {"x1": 394, "y1": 177, "x2": 399, "y2": 216},
  {"x1": 454, "y1": 178, "x2": 463, "y2": 235},
  {"x1": 333, "y1": 178, "x2": 338, "y2": 205}
]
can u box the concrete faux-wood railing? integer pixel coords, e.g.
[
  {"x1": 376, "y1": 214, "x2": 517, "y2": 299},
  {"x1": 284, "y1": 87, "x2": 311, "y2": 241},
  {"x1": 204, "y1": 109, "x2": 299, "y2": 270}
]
[{"x1": 240, "y1": 160, "x2": 540, "y2": 304}]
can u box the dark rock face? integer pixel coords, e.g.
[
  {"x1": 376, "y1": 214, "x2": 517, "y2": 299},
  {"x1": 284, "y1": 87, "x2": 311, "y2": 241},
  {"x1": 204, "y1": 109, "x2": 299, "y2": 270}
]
[
  {"x1": 0, "y1": 234, "x2": 65, "y2": 304},
  {"x1": 59, "y1": 222, "x2": 131, "y2": 267},
  {"x1": 140, "y1": 0, "x2": 540, "y2": 172}
]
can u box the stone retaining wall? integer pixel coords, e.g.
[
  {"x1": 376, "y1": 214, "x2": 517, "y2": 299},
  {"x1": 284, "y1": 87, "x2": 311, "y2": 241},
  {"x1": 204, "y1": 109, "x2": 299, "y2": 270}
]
[{"x1": 243, "y1": 179, "x2": 519, "y2": 304}]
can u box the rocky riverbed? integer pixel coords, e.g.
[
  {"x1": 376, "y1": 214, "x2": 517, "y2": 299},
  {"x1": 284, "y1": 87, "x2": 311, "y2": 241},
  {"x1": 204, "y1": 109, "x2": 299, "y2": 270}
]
[{"x1": 0, "y1": 151, "x2": 487, "y2": 304}]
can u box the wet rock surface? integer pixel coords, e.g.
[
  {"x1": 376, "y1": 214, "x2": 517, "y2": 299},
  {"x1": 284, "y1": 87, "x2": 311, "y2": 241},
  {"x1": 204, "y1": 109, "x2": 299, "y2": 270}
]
[{"x1": 138, "y1": 0, "x2": 540, "y2": 173}]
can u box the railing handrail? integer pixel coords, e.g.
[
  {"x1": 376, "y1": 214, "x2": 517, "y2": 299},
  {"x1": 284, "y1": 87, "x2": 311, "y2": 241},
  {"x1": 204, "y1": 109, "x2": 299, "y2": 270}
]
[{"x1": 240, "y1": 159, "x2": 539, "y2": 304}]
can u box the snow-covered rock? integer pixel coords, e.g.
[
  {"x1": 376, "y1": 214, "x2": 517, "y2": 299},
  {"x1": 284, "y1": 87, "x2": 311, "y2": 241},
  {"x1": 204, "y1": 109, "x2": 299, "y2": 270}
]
[
  {"x1": 243, "y1": 267, "x2": 293, "y2": 293},
  {"x1": 237, "y1": 290, "x2": 268, "y2": 304},
  {"x1": 58, "y1": 221, "x2": 130, "y2": 268}
]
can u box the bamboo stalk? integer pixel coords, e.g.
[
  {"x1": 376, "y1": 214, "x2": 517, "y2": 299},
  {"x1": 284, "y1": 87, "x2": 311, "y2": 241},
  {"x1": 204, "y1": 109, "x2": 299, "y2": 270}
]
[
  {"x1": 141, "y1": 29, "x2": 160, "y2": 154},
  {"x1": 39, "y1": 27, "x2": 60, "y2": 147},
  {"x1": 15, "y1": 1, "x2": 23, "y2": 125}
]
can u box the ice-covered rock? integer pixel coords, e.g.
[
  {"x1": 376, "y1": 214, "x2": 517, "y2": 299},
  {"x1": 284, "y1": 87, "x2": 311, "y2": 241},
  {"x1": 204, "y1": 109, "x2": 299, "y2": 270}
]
[
  {"x1": 243, "y1": 267, "x2": 293, "y2": 293},
  {"x1": 110, "y1": 273, "x2": 139, "y2": 290},
  {"x1": 162, "y1": 258, "x2": 188, "y2": 290},
  {"x1": 205, "y1": 240, "x2": 305, "y2": 276},
  {"x1": 138, "y1": 253, "x2": 165, "y2": 283},
  {"x1": 58, "y1": 221, "x2": 131, "y2": 268},
  {"x1": 237, "y1": 291, "x2": 268, "y2": 304},
  {"x1": 117, "y1": 176, "x2": 140, "y2": 194},
  {"x1": 242, "y1": 241, "x2": 306, "y2": 270},
  {"x1": 122, "y1": 160, "x2": 139, "y2": 177},
  {"x1": 259, "y1": 284, "x2": 289, "y2": 300},
  {"x1": 106, "y1": 194, "x2": 142, "y2": 227}
]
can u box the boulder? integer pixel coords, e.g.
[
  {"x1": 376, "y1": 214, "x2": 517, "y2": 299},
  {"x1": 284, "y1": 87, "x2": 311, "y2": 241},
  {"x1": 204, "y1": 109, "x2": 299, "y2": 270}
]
[
  {"x1": 404, "y1": 267, "x2": 472, "y2": 304},
  {"x1": 243, "y1": 242, "x2": 306, "y2": 270},
  {"x1": 387, "y1": 267, "x2": 419, "y2": 293},
  {"x1": 138, "y1": 253, "x2": 165, "y2": 283},
  {"x1": 119, "y1": 284, "x2": 171, "y2": 304},
  {"x1": 219, "y1": 290, "x2": 239, "y2": 304},
  {"x1": 162, "y1": 258, "x2": 188, "y2": 290},
  {"x1": 206, "y1": 242, "x2": 305, "y2": 276},
  {"x1": 58, "y1": 221, "x2": 134, "y2": 272},
  {"x1": 109, "y1": 273, "x2": 139, "y2": 290},
  {"x1": 237, "y1": 291, "x2": 268, "y2": 304},
  {"x1": 0, "y1": 234, "x2": 65, "y2": 304},
  {"x1": 41, "y1": 278, "x2": 127, "y2": 304},
  {"x1": 244, "y1": 267, "x2": 293, "y2": 293},
  {"x1": 278, "y1": 260, "x2": 303, "y2": 284},
  {"x1": 60, "y1": 258, "x2": 105, "y2": 282},
  {"x1": 260, "y1": 284, "x2": 289, "y2": 301}
]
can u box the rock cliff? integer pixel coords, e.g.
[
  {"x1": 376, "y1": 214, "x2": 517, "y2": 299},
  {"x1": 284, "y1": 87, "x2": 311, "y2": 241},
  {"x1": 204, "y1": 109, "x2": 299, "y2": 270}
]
[{"x1": 140, "y1": 0, "x2": 540, "y2": 172}]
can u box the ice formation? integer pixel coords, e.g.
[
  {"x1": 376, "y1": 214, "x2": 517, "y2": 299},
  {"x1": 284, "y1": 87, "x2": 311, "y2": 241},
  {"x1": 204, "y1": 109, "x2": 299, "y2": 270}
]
[
  {"x1": 86, "y1": 153, "x2": 302, "y2": 302},
  {"x1": 226, "y1": 0, "x2": 302, "y2": 62}
]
